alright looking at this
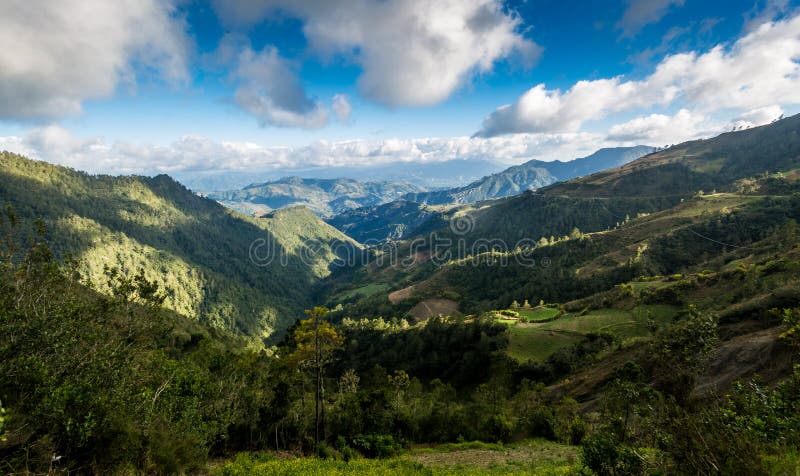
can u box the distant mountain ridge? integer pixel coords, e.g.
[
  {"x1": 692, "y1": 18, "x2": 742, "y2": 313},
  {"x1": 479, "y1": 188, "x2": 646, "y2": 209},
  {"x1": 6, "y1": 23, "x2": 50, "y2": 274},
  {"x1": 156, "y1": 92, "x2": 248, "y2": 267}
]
[
  {"x1": 538, "y1": 115, "x2": 800, "y2": 199},
  {"x1": 208, "y1": 176, "x2": 426, "y2": 217},
  {"x1": 175, "y1": 158, "x2": 505, "y2": 191},
  {"x1": 402, "y1": 146, "x2": 656, "y2": 205},
  {"x1": 205, "y1": 148, "x2": 653, "y2": 222},
  {"x1": 327, "y1": 146, "x2": 656, "y2": 242}
]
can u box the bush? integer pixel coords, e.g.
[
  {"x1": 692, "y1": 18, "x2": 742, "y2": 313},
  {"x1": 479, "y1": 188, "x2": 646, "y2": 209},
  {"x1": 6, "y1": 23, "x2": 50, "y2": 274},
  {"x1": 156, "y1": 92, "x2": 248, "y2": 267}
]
[
  {"x1": 568, "y1": 417, "x2": 588, "y2": 446},
  {"x1": 581, "y1": 430, "x2": 643, "y2": 476},
  {"x1": 526, "y1": 407, "x2": 556, "y2": 440},
  {"x1": 350, "y1": 434, "x2": 402, "y2": 458},
  {"x1": 335, "y1": 435, "x2": 357, "y2": 461},
  {"x1": 482, "y1": 414, "x2": 513, "y2": 443}
]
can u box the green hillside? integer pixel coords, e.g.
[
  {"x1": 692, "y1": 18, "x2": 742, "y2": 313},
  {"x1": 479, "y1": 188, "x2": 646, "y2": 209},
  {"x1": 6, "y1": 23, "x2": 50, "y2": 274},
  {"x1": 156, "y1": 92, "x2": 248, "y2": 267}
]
[
  {"x1": 542, "y1": 114, "x2": 800, "y2": 198},
  {"x1": 0, "y1": 152, "x2": 357, "y2": 338},
  {"x1": 327, "y1": 115, "x2": 800, "y2": 320}
]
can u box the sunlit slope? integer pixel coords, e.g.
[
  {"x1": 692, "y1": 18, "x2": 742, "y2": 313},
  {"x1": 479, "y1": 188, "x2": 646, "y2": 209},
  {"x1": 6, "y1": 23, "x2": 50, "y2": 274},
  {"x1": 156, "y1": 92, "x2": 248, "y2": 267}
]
[
  {"x1": 541, "y1": 114, "x2": 800, "y2": 198},
  {"x1": 0, "y1": 152, "x2": 357, "y2": 337}
]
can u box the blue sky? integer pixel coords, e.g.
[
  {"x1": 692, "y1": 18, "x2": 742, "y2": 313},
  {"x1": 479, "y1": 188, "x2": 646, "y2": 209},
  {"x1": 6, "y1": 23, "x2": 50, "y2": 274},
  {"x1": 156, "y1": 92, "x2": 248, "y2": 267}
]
[{"x1": 1, "y1": 0, "x2": 799, "y2": 174}]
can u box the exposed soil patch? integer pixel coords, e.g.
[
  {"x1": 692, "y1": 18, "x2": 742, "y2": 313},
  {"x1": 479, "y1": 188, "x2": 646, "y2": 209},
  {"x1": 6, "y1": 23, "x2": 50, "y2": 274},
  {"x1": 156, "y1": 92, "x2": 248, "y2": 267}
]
[
  {"x1": 694, "y1": 326, "x2": 794, "y2": 396},
  {"x1": 388, "y1": 285, "x2": 415, "y2": 304},
  {"x1": 407, "y1": 298, "x2": 459, "y2": 321},
  {"x1": 406, "y1": 443, "x2": 578, "y2": 470}
]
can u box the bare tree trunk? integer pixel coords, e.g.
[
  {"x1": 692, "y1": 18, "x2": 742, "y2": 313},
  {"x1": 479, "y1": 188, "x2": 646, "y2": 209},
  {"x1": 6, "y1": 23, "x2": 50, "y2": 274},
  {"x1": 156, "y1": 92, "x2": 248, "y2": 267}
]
[
  {"x1": 315, "y1": 363, "x2": 320, "y2": 450},
  {"x1": 321, "y1": 377, "x2": 326, "y2": 442},
  {"x1": 314, "y1": 315, "x2": 321, "y2": 452}
]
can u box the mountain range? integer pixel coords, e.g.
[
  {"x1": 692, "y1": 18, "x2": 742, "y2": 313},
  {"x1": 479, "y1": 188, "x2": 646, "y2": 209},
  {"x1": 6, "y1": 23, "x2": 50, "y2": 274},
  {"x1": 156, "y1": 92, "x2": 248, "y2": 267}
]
[
  {"x1": 208, "y1": 176, "x2": 425, "y2": 217},
  {"x1": 4, "y1": 117, "x2": 799, "y2": 339},
  {"x1": 175, "y1": 158, "x2": 506, "y2": 192},
  {"x1": 326, "y1": 146, "x2": 655, "y2": 242},
  {"x1": 401, "y1": 146, "x2": 656, "y2": 205},
  {"x1": 324, "y1": 114, "x2": 800, "y2": 319}
]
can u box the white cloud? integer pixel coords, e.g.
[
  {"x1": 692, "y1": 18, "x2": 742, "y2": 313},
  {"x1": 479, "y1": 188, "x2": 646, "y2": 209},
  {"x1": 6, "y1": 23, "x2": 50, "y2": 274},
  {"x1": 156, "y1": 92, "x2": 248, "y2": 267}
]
[
  {"x1": 212, "y1": 0, "x2": 540, "y2": 107},
  {"x1": 607, "y1": 109, "x2": 710, "y2": 144},
  {"x1": 617, "y1": 0, "x2": 685, "y2": 38},
  {"x1": 0, "y1": 0, "x2": 189, "y2": 120},
  {"x1": 476, "y1": 14, "x2": 800, "y2": 138},
  {"x1": 232, "y1": 45, "x2": 329, "y2": 129},
  {"x1": 332, "y1": 94, "x2": 352, "y2": 123},
  {"x1": 726, "y1": 105, "x2": 785, "y2": 130},
  {"x1": 745, "y1": 0, "x2": 792, "y2": 32},
  {"x1": 0, "y1": 126, "x2": 609, "y2": 176}
]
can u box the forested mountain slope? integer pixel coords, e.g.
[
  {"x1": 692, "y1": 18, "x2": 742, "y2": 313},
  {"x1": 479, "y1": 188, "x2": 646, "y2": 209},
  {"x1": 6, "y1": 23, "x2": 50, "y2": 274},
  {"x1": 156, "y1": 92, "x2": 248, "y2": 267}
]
[
  {"x1": 542, "y1": 114, "x2": 800, "y2": 198},
  {"x1": 325, "y1": 115, "x2": 800, "y2": 319},
  {"x1": 413, "y1": 115, "x2": 800, "y2": 250},
  {"x1": 0, "y1": 152, "x2": 357, "y2": 337}
]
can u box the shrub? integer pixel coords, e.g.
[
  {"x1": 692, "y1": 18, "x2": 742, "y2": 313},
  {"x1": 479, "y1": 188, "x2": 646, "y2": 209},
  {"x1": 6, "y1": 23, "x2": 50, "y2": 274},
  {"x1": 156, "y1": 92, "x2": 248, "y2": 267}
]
[
  {"x1": 350, "y1": 434, "x2": 402, "y2": 458},
  {"x1": 526, "y1": 407, "x2": 556, "y2": 440},
  {"x1": 581, "y1": 430, "x2": 643, "y2": 476}
]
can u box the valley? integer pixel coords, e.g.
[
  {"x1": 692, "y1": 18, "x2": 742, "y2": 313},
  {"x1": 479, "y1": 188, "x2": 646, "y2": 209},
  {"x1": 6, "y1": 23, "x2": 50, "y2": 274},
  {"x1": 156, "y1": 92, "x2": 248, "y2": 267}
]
[
  {"x1": 3, "y1": 115, "x2": 800, "y2": 475},
  {"x1": 5, "y1": 3, "x2": 800, "y2": 474}
]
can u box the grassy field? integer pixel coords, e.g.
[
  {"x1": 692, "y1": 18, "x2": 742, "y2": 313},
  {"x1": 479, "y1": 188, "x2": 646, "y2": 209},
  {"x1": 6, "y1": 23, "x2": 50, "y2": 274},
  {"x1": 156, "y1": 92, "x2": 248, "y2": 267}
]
[
  {"x1": 336, "y1": 283, "x2": 391, "y2": 300},
  {"x1": 517, "y1": 307, "x2": 560, "y2": 322},
  {"x1": 505, "y1": 304, "x2": 679, "y2": 362},
  {"x1": 507, "y1": 327, "x2": 583, "y2": 362},
  {"x1": 496, "y1": 317, "x2": 520, "y2": 326},
  {"x1": 214, "y1": 440, "x2": 580, "y2": 475},
  {"x1": 538, "y1": 304, "x2": 677, "y2": 338}
]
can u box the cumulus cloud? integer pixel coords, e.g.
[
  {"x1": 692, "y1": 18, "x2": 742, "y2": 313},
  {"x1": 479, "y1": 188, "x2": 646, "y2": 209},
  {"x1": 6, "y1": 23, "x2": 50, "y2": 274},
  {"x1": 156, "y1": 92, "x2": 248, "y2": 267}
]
[
  {"x1": 0, "y1": 0, "x2": 188, "y2": 120},
  {"x1": 476, "y1": 14, "x2": 800, "y2": 138},
  {"x1": 617, "y1": 0, "x2": 686, "y2": 38},
  {"x1": 332, "y1": 94, "x2": 352, "y2": 123},
  {"x1": 212, "y1": 0, "x2": 540, "y2": 107},
  {"x1": 232, "y1": 45, "x2": 329, "y2": 129},
  {"x1": 726, "y1": 105, "x2": 785, "y2": 130},
  {"x1": 607, "y1": 109, "x2": 710, "y2": 144},
  {"x1": 0, "y1": 126, "x2": 609, "y2": 176}
]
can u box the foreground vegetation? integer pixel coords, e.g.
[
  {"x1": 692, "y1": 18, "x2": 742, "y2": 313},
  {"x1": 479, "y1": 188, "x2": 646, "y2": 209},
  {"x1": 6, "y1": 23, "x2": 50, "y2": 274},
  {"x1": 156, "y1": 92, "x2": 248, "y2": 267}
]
[
  {"x1": 2, "y1": 210, "x2": 799, "y2": 474},
  {"x1": 217, "y1": 440, "x2": 579, "y2": 475}
]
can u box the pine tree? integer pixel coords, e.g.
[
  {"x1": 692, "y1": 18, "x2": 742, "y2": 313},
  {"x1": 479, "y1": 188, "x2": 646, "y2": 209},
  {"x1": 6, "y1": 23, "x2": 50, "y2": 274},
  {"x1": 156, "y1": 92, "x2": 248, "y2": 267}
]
[{"x1": 287, "y1": 307, "x2": 344, "y2": 451}]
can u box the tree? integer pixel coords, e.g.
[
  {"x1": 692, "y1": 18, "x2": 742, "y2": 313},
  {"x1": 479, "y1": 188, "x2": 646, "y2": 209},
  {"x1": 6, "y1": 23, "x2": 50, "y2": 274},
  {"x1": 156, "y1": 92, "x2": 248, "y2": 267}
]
[
  {"x1": 650, "y1": 306, "x2": 717, "y2": 404},
  {"x1": 287, "y1": 307, "x2": 344, "y2": 451}
]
